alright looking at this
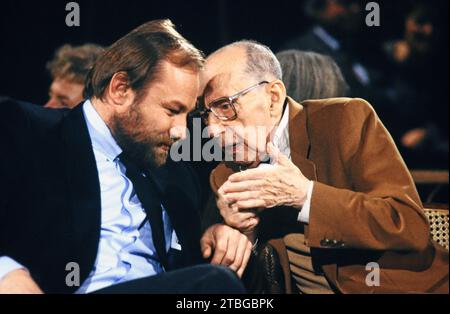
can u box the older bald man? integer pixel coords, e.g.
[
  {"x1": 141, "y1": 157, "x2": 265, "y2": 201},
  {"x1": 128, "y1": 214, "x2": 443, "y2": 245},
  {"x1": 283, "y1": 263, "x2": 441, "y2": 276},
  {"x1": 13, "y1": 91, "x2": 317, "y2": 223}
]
[{"x1": 199, "y1": 40, "x2": 449, "y2": 294}]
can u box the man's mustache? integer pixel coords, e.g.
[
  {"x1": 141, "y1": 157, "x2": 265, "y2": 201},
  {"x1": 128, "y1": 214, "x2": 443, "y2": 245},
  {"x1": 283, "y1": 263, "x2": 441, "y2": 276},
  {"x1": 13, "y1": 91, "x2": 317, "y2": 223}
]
[{"x1": 160, "y1": 136, "x2": 177, "y2": 147}]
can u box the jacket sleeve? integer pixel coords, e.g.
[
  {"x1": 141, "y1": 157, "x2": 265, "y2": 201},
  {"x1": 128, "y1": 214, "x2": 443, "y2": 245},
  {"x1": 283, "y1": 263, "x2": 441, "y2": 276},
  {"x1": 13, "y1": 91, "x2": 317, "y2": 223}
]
[
  {"x1": 200, "y1": 167, "x2": 227, "y2": 232},
  {"x1": 305, "y1": 98, "x2": 429, "y2": 252},
  {"x1": 0, "y1": 99, "x2": 29, "y2": 256}
]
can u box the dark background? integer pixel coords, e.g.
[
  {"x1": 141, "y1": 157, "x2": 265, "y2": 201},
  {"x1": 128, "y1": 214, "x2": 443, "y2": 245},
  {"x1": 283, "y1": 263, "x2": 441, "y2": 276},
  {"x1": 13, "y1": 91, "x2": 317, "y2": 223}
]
[{"x1": 1, "y1": 0, "x2": 447, "y2": 105}]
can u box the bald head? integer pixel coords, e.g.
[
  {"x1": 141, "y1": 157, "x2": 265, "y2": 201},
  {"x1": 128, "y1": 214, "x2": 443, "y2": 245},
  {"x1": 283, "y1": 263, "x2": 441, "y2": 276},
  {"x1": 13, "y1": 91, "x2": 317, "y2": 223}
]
[
  {"x1": 201, "y1": 40, "x2": 282, "y2": 96},
  {"x1": 201, "y1": 45, "x2": 247, "y2": 94}
]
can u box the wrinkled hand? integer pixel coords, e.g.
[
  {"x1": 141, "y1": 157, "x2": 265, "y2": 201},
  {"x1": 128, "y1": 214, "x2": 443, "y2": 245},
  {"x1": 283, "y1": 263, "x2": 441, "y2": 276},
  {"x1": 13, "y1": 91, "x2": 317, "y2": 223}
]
[
  {"x1": 200, "y1": 224, "x2": 253, "y2": 278},
  {"x1": 222, "y1": 143, "x2": 310, "y2": 212},
  {"x1": 217, "y1": 184, "x2": 260, "y2": 233},
  {"x1": 0, "y1": 269, "x2": 43, "y2": 294}
]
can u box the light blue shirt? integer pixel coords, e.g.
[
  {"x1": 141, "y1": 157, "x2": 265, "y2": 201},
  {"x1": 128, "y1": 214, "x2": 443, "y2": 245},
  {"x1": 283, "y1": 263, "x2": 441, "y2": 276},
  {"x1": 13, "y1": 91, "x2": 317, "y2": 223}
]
[{"x1": 0, "y1": 100, "x2": 175, "y2": 293}]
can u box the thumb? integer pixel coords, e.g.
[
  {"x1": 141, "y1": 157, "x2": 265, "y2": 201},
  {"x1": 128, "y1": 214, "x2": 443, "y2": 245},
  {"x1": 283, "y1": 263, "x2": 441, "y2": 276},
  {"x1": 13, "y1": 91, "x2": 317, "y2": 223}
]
[
  {"x1": 202, "y1": 245, "x2": 212, "y2": 259},
  {"x1": 267, "y1": 142, "x2": 290, "y2": 165},
  {"x1": 245, "y1": 217, "x2": 260, "y2": 230},
  {"x1": 201, "y1": 236, "x2": 213, "y2": 258}
]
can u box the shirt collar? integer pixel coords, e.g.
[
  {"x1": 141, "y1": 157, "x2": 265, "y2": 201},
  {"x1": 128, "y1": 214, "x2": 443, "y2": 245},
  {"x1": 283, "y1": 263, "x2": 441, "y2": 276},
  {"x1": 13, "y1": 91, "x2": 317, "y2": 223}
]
[
  {"x1": 83, "y1": 99, "x2": 122, "y2": 161},
  {"x1": 271, "y1": 102, "x2": 291, "y2": 162}
]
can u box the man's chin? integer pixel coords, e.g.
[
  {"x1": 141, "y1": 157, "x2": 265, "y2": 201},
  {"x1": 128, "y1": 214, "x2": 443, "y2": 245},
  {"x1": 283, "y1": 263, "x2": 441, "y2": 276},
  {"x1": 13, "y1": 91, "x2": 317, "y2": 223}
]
[
  {"x1": 225, "y1": 159, "x2": 258, "y2": 171},
  {"x1": 139, "y1": 148, "x2": 168, "y2": 169},
  {"x1": 224, "y1": 149, "x2": 262, "y2": 168},
  {"x1": 152, "y1": 152, "x2": 169, "y2": 168},
  {"x1": 233, "y1": 159, "x2": 253, "y2": 165}
]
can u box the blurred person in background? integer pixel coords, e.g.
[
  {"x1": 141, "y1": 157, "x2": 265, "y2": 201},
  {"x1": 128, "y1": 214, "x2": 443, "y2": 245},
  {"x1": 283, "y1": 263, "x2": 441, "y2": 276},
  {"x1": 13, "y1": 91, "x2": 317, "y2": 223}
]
[
  {"x1": 382, "y1": 3, "x2": 448, "y2": 170},
  {"x1": 44, "y1": 44, "x2": 104, "y2": 109},
  {"x1": 280, "y1": 0, "x2": 375, "y2": 100},
  {"x1": 276, "y1": 50, "x2": 349, "y2": 101}
]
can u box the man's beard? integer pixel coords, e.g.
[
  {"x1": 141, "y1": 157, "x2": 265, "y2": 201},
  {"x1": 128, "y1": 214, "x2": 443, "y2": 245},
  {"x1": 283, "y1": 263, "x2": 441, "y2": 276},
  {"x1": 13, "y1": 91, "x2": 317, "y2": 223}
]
[{"x1": 110, "y1": 105, "x2": 173, "y2": 170}]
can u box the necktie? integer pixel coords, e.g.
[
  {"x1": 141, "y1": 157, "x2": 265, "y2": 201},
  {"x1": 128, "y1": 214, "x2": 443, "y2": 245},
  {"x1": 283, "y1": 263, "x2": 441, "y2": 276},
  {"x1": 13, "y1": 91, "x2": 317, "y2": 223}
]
[{"x1": 118, "y1": 153, "x2": 168, "y2": 270}]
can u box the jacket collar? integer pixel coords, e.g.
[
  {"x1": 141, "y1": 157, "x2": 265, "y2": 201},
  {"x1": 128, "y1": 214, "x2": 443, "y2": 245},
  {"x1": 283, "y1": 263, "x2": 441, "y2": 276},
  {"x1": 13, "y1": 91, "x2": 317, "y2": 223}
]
[
  {"x1": 287, "y1": 96, "x2": 317, "y2": 181},
  {"x1": 60, "y1": 102, "x2": 102, "y2": 287}
]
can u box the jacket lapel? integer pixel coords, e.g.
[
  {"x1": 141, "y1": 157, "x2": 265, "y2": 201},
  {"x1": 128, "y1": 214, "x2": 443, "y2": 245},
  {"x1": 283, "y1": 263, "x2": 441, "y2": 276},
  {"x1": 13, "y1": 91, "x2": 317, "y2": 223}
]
[
  {"x1": 286, "y1": 97, "x2": 318, "y2": 241},
  {"x1": 60, "y1": 103, "x2": 102, "y2": 285},
  {"x1": 287, "y1": 97, "x2": 317, "y2": 181}
]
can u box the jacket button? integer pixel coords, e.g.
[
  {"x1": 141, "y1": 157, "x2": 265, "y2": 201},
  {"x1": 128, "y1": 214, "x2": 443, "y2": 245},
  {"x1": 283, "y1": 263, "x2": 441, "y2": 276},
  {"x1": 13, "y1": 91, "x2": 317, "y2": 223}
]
[{"x1": 320, "y1": 238, "x2": 331, "y2": 247}]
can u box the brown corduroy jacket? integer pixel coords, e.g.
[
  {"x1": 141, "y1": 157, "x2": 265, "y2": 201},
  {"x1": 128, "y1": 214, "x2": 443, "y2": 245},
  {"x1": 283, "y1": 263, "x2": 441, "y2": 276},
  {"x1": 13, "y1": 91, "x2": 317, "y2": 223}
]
[{"x1": 207, "y1": 97, "x2": 449, "y2": 293}]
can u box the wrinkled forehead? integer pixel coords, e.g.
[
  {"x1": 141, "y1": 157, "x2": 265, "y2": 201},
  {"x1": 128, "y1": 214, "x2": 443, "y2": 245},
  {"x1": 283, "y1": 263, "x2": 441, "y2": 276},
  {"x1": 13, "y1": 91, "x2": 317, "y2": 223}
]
[
  {"x1": 204, "y1": 73, "x2": 232, "y2": 97},
  {"x1": 203, "y1": 71, "x2": 255, "y2": 105},
  {"x1": 201, "y1": 47, "x2": 249, "y2": 99}
]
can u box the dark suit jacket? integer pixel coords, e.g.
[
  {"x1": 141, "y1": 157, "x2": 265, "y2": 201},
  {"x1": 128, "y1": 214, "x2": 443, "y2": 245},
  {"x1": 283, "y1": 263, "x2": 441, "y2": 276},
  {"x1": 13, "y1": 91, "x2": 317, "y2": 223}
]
[
  {"x1": 207, "y1": 97, "x2": 449, "y2": 293},
  {"x1": 0, "y1": 99, "x2": 203, "y2": 293}
]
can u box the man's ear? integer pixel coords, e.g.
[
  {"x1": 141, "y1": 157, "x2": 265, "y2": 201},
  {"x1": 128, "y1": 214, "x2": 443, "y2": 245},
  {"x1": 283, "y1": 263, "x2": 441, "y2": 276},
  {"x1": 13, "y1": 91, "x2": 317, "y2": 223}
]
[
  {"x1": 269, "y1": 80, "x2": 287, "y2": 117},
  {"x1": 106, "y1": 71, "x2": 135, "y2": 110}
]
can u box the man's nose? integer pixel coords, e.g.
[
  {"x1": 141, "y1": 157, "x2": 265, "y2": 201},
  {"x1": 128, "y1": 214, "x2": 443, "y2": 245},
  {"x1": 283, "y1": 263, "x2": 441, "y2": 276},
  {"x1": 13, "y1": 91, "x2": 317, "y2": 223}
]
[
  {"x1": 206, "y1": 122, "x2": 226, "y2": 139},
  {"x1": 44, "y1": 97, "x2": 60, "y2": 109},
  {"x1": 170, "y1": 117, "x2": 188, "y2": 142},
  {"x1": 206, "y1": 113, "x2": 226, "y2": 137}
]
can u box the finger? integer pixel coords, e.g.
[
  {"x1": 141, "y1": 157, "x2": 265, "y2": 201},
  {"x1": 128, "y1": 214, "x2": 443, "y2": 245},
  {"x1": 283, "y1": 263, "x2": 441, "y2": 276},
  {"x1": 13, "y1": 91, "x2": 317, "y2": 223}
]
[
  {"x1": 228, "y1": 168, "x2": 269, "y2": 182},
  {"x1": 229, "y1": 234, "x2": 248, "y2": 272},
  {"x1": 202, "y1": 244, "x2": 212, "y2": 259},
  {"x1": 218, "y1": 185, "x2": 226, "y2": 196},
  {"x1": 237, "y1": 241, "x2": 253, "y2": 278},
  {"x1": 228, "y1": 211, "x2": 257, "y2": 223},
  {"x1": 219, "y1": 202, "x2": 239, "y2": 218},
  {"x1": 230, "y1": 214, "x2": 259, "y2": 231},
  {"x1": 200, "y1": 236, "x2": 213, "y2": 259},
  {"x1": 222, "y1": 180, "x2": 265, "y2": 193},
  {"x1": 237, "y1": 217, "x2": 260, "y2": 234},
  {"x1": 220, "y1": 231, "x2": 238, "y2": 267},
  {"x1": 210, "y1": 234, "x2": 228, "y2": 265},
  {"x1": 225, "y1": 190, "x2": 259, "y2": 203},
  {"x1": 236, "y1": 199, "x2": 267, "y2": 210},
  {"x1": 245, "y1": 217, "x2": 260, "y2": 229}
]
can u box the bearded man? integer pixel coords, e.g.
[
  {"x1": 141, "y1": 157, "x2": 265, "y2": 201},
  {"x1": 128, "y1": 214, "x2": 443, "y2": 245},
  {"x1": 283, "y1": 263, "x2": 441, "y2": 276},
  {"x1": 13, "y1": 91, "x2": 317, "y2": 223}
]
[{"x1": 0, "y1": 20, "x2": 249, "y2": 294}]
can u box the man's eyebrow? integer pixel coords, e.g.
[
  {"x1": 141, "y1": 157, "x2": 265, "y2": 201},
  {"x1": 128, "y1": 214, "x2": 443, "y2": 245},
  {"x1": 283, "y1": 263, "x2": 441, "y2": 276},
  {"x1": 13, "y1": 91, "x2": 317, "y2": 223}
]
[
  {"x1": 163, "y1": 100, "x2": 189, "y2": 112},
  {"x1": 204, "y1": 75, "x2": 224, "y2": 97},
  {"x1": 204, "y1": 80, "x2": 215, "y2": 97}
]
